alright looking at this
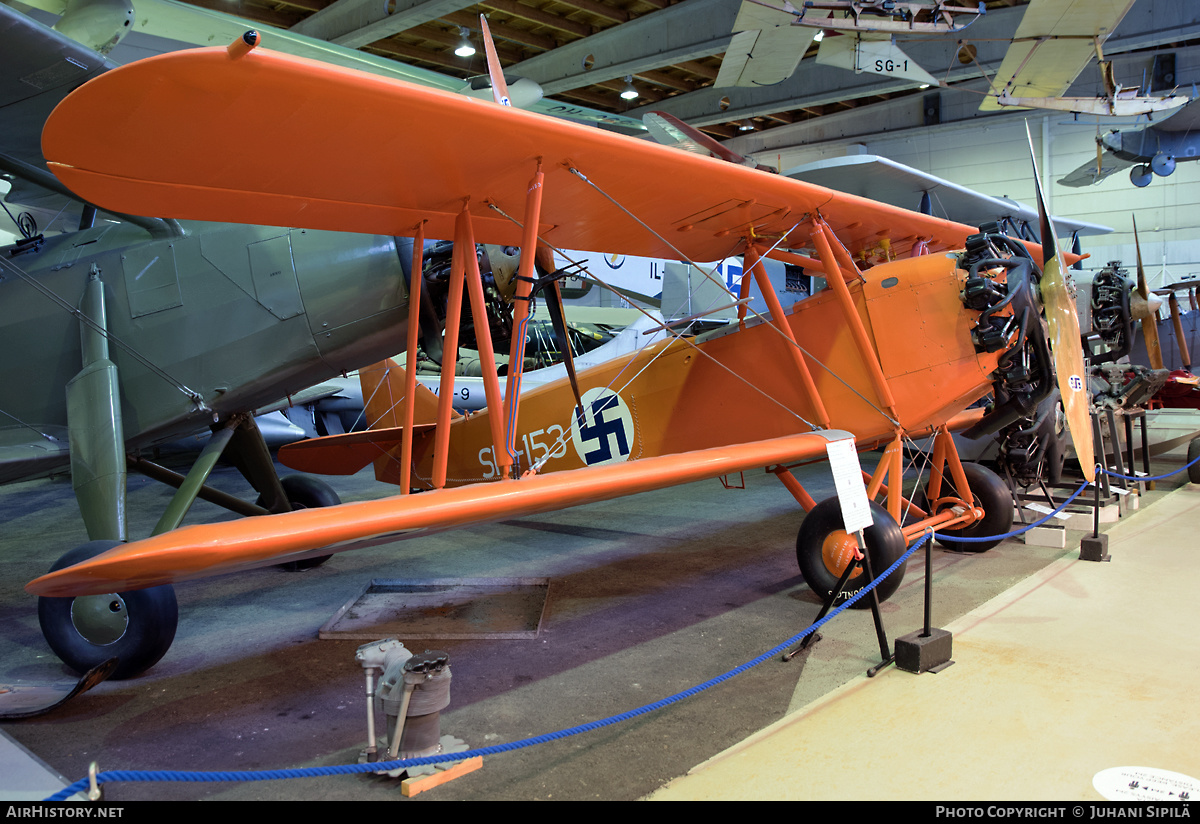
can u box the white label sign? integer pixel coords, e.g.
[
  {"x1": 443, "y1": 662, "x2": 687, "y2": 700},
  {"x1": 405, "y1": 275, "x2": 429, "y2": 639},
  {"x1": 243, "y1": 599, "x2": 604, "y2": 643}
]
[
  {"x1": 825, "y1": 438, "x2": 874, "y2": 534},
  {"x1": 1093, "y1": 766, "x2": 1200, "y2": 801}
]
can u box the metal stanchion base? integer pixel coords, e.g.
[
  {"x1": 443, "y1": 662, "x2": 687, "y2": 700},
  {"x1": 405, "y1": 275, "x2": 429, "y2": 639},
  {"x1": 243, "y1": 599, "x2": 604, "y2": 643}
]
[
  {"x1": 1080, "y1": 533, "x2": 1110, "y2": 562},
  {"x1": 894, "y1": 627, "x2": 954, "y2": 674}
]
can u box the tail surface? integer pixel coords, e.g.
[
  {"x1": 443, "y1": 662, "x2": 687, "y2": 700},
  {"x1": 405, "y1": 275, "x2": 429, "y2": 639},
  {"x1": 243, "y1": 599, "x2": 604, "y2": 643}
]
[{"x1": 278, "y1": 359, "x2": 449, "y2": 476}]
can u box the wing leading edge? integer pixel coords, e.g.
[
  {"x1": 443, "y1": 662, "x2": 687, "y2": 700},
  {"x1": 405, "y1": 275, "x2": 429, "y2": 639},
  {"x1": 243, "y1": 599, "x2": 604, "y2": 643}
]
[
  {"x1": 28, "y1": 430, "x2": 853, "y2": 596},
  {"x1": 42, "y1": 41, "x2": 987, "y2": 265}
]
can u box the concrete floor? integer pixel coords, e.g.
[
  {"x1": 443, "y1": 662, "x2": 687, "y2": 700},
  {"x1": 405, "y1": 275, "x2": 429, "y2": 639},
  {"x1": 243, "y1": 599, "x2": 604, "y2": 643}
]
[{"x1": 0, "y1": 447, "x2": 1195, "y2": 801}]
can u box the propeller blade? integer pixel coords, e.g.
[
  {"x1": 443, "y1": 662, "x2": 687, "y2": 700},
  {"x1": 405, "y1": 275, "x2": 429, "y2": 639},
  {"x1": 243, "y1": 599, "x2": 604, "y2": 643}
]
[
  {"x1": 1131, "y1": 215, "x2": 1165, "y2": 370},
  {"x1": 1027, "y1": 123, "x2": 1095, "y2": 481},
  {"x1": 479, "y1": 15, "x2": 511, "y2": 107}
]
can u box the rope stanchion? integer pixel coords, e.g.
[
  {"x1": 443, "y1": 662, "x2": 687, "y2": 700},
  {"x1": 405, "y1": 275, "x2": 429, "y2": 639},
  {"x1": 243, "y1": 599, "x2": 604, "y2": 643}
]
[
  {"x1": 47, "y1": 452, "x2": 1200, "y2": 800},
  {"x1": 930, "y1": 477, "x2": 1091, "y2": 544},
  {"x1": 1102, "y1": 447, "x2": 1200, "y2": 483},
  {"x1": 44, "y1": 534, "x2": 930, "y2": 801}
]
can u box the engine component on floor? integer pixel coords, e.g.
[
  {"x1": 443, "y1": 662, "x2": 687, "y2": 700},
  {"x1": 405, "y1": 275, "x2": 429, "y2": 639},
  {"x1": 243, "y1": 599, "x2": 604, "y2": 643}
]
[{"x1": 356, "y1": 639, "x2": 454, "y2": 766}]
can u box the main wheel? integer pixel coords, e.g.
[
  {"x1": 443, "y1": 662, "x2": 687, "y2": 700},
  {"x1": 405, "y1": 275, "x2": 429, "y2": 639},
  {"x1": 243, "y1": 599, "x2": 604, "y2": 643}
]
[
  {"x1": 1187, "y1": 437, "x2": 1200, "y2": 484},
  {"x1": 796, "y1": 498, "x2": 907, "y2": 608},
  {"x1": 38, "y1": 540, "x2": 178, "y2": 680},
  {"x1": 929, "y1": 462, "x2": 1013, "y2": 553},
  {"x1": 258, "y1": 475, "x2": 341, "y2": 570}
]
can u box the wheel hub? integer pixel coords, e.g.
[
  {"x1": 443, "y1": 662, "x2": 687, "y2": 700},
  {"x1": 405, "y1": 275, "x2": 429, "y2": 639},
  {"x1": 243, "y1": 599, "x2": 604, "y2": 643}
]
[
  {"x1": 821, "y1": 530, "x2": 862, "y2": 580},
  {"x1": 70, "y1": 594, "x2": 129, "y2": 646}
]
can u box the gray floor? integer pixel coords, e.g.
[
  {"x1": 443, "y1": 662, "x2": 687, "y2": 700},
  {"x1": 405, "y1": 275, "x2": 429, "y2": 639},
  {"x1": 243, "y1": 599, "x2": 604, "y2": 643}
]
[{"x1": 0, "y1": 448, "x2": 1188, "y2": 801}]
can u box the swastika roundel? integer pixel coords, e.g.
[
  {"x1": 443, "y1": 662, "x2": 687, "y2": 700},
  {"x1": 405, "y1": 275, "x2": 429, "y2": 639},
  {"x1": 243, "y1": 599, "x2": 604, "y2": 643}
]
[{"x1": 570, "y1": 387, "x2": 635, "y2": 466}]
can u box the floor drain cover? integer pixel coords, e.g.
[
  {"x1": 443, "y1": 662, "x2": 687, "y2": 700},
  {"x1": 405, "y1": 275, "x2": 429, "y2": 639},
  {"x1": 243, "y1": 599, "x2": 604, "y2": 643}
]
[{"x1": 319, "y1": 578, "x2": 550, "y2": 640}]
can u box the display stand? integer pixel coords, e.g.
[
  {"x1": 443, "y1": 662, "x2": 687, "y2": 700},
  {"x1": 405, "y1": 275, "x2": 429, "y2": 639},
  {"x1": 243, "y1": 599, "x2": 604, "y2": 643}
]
[
  {"x1": 894, "y1": 534, "x2": 953, "y2": 674},
  {"x1": 782, "y1": 529, "x2": 895, "y2": 677}
]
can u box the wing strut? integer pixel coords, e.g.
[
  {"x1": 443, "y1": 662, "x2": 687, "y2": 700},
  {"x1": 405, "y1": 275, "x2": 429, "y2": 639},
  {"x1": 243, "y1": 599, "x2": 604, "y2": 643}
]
[
  {"x1": 809, "y1": 218, "x2": 901, "y2": 423},
  {"x1": 742, "y1": 243, "x2": 831, "y2": 428},
  {"x1": 432, "y1": 205, "x2": 511, "y2": 487},
  {"x1": 501, "y1": 162, "x2": 545, "y2": 474},
  {"x1": 399, "y1": 221, "x2": 426, "y2": 494}
]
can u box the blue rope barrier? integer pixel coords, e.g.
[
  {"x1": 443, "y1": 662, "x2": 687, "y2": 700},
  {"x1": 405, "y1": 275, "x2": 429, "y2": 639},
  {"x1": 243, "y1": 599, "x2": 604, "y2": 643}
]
[
  {"x1": 1101, "y1": 444, "x2": 1200, "y2": 483},
  {"x1": 930, "y1": 477, "x2": 1091, "y2": 544},
  {"x1": 48, "y1": 449, "x2": 1200, "y2": 800},
  {"x1": 935, "y1": 445, "x2": 1200, "y2": 544},
  {"x1": 45, "y1": 533, "x2": 931, "y2": 801}
]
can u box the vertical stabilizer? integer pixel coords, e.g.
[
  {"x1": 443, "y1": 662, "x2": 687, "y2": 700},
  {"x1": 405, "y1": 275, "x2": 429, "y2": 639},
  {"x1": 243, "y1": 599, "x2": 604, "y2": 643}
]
[{"x1": 358, "y1": 358, "x2": 453, "y2": 430}]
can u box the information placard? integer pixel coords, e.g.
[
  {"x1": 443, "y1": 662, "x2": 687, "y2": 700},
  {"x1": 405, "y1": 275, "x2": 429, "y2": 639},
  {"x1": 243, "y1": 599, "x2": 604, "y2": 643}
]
[{"x1": 825, "y1": 438, "x2": 873, "y2": 534}]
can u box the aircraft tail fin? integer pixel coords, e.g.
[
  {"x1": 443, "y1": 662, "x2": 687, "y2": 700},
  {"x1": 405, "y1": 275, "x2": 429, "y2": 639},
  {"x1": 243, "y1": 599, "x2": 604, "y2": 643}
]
[{"x1": 358, "y1": 358, "x2": 455, "y2": 430}]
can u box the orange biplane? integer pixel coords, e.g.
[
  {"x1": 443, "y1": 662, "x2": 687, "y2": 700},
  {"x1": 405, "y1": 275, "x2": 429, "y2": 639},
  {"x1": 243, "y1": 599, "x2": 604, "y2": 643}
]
[{"x1": 26, "y1": 29, "x2": 1095, "y2": 679}]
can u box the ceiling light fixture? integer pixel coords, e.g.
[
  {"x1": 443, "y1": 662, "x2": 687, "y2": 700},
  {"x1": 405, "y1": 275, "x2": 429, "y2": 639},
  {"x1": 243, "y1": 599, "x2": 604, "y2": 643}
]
[
  {"x1": 620, "y1": 75, "x2": 638, "y2": 101},
  {"x1": 739, "y1": 119, "x2": 755, "y2": 131},
  {"x1": 454, "y1": 27, "x2": 475, "y2": 58}
]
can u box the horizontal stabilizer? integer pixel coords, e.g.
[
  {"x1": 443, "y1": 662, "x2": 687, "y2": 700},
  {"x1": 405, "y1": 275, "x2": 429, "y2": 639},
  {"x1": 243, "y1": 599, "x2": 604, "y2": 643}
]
[{"x1": 277, "y1": 425, "x2": 434, "y2": 475}]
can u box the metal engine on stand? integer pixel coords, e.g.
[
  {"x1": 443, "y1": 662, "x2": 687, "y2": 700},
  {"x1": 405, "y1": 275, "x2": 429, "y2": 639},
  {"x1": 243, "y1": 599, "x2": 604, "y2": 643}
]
[{"x1": 356, "y1": 639, "x2": 470, "y2": 781}]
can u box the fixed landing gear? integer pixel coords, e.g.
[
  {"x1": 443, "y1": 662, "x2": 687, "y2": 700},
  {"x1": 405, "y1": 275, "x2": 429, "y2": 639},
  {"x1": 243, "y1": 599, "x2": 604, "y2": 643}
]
[
  {"x1": 796, "y1": 498, "x2": 907, "y2": 607},
  {"x1": 926, "y1": 462, "x2": 1013, "y2": 553},
  {"x1": 38, "y1": 540, "x2": 178, "y2": 681},
  {"x1": 39, "y1": 409, "x2": 344, "y2": 680}
]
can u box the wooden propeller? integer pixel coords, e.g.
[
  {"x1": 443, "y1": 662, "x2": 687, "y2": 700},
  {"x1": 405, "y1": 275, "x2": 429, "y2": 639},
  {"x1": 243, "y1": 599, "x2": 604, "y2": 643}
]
[
  {"x1": 479, "y1": 14, "x2": 511, "y2": 107},
  {"x1": 1027, "y1": 125, "x2": 1095, "y2": 482},
  {"x1": 1130, "y1": 215, "x2": 1165, "y2": 370}
]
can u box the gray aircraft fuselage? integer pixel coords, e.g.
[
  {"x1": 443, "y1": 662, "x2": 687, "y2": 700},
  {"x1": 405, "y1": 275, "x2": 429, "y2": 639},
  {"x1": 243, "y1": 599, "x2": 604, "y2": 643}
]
[
  {"x1": 0, "y1": 219, "x2": 408, "y2": 483},
  {"x1": 1102, "y1": 128, "x2": 1200, "y2": 166}
]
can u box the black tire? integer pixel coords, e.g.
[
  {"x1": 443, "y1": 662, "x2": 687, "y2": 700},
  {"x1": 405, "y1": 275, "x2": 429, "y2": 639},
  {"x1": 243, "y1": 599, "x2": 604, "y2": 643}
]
[
  {"x1": 258, "y1": 475, "x2": 341, "y2": 570},
  {"x1": 796, "y1": 498, "x2": 908, "y2": 608},
  {"x1": 930, "y1": 462, "x2": 1013, "y2": 553},
  {"x1": 1187, "y1": 437, "x2": 1200, "y2": 485},
  {"x1": 38, "y1": 540, "x2": 178, "y2": 680}
]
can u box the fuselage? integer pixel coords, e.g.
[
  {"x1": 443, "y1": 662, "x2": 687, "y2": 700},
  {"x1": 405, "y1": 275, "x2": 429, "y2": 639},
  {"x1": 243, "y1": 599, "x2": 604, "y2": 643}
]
[
  {"x1": 0, "y1": 219, "x2": 408, "y2": 482},
  {"x1": 377, "y1": 251, "x2": 1003, "y2": 488}
]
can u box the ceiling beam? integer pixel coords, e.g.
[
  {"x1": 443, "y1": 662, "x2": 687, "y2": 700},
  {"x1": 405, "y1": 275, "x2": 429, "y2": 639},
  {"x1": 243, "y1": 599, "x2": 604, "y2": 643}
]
[
  {"x1": 293, "y1": 0, "x2": 479, "y2": 49},
  {"x1": 480, "y1": 0, "x2": 594, "y2": 39},
  {"x1": 509, "y1": 0, "x2": 739, "y2": 95},
  {"x1": 553, "y1": 0, "x2": 629, "y2": 25},
  {"x1": 441, "y1": 9, "x2": 560, "y2": 52}
]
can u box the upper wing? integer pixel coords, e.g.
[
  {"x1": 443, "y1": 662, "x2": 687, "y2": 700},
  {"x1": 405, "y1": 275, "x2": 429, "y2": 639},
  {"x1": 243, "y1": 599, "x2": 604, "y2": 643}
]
[
  {"x1": 786, "y1": 154, "x2": 1112, "y2": 236},
  {"x1": 1057, "y1": 148, "x2": 1137, "y2": 188},
  {"x1": 980, "y1": 0, "x2": 1136, "y2": 112},
  {"x1": 0, "y1": 4, "x2": 115, "y2": 220},
  {"x1": 43, "y1": 40, "x2": 990, "y2": 265}
]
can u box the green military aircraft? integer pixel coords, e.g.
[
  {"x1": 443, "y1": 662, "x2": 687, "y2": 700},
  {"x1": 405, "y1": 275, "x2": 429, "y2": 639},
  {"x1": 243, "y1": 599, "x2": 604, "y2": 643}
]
[{"x1": 0, "y1": 6, "x2": 421, "y2": 680}]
